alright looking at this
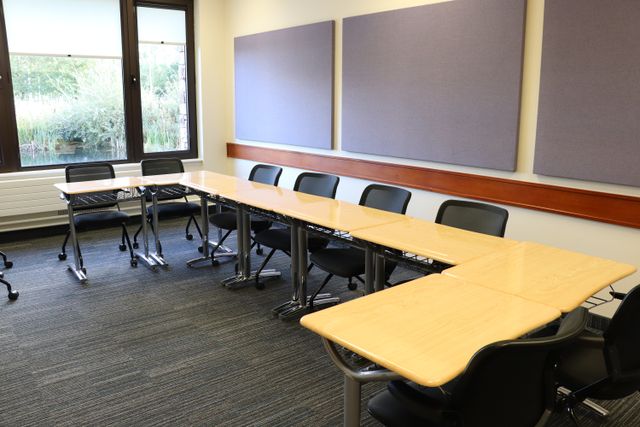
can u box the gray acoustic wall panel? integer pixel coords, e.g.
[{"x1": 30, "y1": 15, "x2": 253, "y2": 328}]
[
  {"x1": 535, "y1": 0, "x2": 640, "y2": 187},
  {"x1": 234, "y1": 21, "x2": 334, "y2": 149},
  {"x1": 342, "y1": 0, "x2": 526, "y2": 171}
]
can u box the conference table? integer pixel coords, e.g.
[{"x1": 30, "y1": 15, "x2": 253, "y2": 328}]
[
  {"x1": 443, "y1": 241, "x2": 637, "y2": 313},
  {"x1": 55, "y1": 176, "x2": 150, "y2": 282},
  {"x1": 182, "y1": 171, "x2": 408, "y2": 318},
  {"x1": 301, "y1": 246, "x2": 635, "y2": 426},
  {"x1": 350, "y1": 217, "x2": 519, "y2": 293},
  {"x1": 56, "y1": 169, "x2": 637, "y2": 426},
  {"x1": 300, "y1": 274, "x2": 563, "y2": 426}
]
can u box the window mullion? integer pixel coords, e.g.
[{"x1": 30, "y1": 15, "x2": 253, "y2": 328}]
[
  {"x1": 0, "y1": 0, "x2": 20, "y2": 172},
  {"x1": 121, "y1": 0, "x2": 144, "y2": 163}
]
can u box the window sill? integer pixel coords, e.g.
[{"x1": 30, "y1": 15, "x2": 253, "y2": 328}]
[{"x1": 0, "y1": 158, "x2": 204, "y2": 182}]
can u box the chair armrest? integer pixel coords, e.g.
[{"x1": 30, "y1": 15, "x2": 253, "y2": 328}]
[
  {"x1": 321, "y1": 339, "x2": 402, "y2": 383},
  {"x1": 574, "y1": 331, "x2": 605, "y2": 349}
]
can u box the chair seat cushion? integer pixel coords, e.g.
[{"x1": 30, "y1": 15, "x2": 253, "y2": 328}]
[
  {"x1": 368, "y1": 380, "x2": 457, "y2": 427},
  {"x1": 311, "y1": 247, "x2": 400, "y2": 279},
  {"x1": 147, "y1": 202, "x2": 200, "y2": 220},
  {"x1": 209, "y1": 212, "x2": 271, "y2": 233},
  {"x1": 74, "y1": 210, "x2": 129, "y2": 230},
  {"x1": 311, "y1": 247, "x2": 366, "y2": 278},
  {"x1": 254, "y1": 228, "x2": 328, "y2": 252}
]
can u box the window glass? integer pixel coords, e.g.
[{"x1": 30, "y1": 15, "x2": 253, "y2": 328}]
[
  {"x1": 4, "y1": 0, "x2": 126, "y2": 167},
  {"x1": 137, "y1": 7, "x2": 189, "y2": 153}
]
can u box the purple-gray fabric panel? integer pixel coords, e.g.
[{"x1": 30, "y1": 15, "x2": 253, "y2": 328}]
[
  {"x1": 535, "y1": 0, "x2": 640, "y2": 187},
  {"x1": 235, "y1": 21, "x2": 334, "y2": 149},
  {"x1": 342, "y1": 0, "x2": 525, "y2": 171}
]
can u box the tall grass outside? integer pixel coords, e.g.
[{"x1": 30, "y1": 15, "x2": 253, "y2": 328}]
[{"x1": 11, "y1": 45, "x2": 187, "y2": 167}]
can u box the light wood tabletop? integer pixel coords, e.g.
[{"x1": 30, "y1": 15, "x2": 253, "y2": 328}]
[
  {"x1": 444, "y1": 241, "x2": 637, "y2": 312},
  {"x1": 54, "y1": 176, "x2": 149, "y2": 195},
  {"x1": 350, "y1": 217, "x2": 518, "y2": 265},
  {"x1": 179, "y1": 171, "x2": 275, "y2": 196},
  {"x1": 217, "y1": 185, "x2": 408, "y2": 232},
  {"x1": 300, "y1": 274, "x2": 560, "y2": 387},
  {"x1": 143, "y1": 173, "x2": 187, "y2": 186}
]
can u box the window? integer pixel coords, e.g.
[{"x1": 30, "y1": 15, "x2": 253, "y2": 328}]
[
  {"x1": 0, "y1": 0, "x2": 196, "y2": 172},
  {"x1": 137, "y1": 7, "x2": 189, "y2": 154}
]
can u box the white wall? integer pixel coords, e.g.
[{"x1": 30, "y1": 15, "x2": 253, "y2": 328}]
[{"x1": 219, "y1": 0, "x2": 640, "y2": 317}]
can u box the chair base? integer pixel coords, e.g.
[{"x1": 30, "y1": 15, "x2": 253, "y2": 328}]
[
  {"x1": 271, "y1": 293, "x2": 340, "y2": 320},
  {"x1": 557, "y1": 387, "x2": 609, "y2": 418},
  {"x1": 221, "y1": 269, "x2": 281, "y2": 289}
]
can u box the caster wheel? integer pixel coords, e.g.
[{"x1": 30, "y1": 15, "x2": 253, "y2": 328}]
[
  {"x1": 347, "y1": 282, "x2": 358, "y2": 291},
  {"x1": 81, "y1": 267, "x2": 87, "y2": 274},
  {"x1": 130, "y1": 258, "x2": 138, "y2": 267},
  {"x1": 119, "y1": 244, "x2": 127, "y2": 251},
  {"x1": 4, "y1": 261, "x2": 13, "y2": 269},
  {"x1": 186, "y1": 234, "x2": 193, "y2": 241},
  {"x1": 58, "y1": 253, "x2": 67, "y2": 261},
  {"x1": 133, "y1": 242, "x2": 139, "y2": 249},
  {"x1": 255, "y1": 281, "x2": 265, "y2": 290},
  {"x1": 198, "y1": 246, "x2": 203, "y2": 253},
  {"x1": 8, "y1": 290, "x2": 19, "y2": 300},
  {"x1": 256, "y1": 248, "x2": 264, "y2": 256},
  {"x1": 211, "y1": 259, "x2": 220, "y2": 266}
]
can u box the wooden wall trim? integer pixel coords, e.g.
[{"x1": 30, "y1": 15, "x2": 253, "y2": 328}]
[{"x1": 227, "y1": 143, "x2": 640, "y2": 229}]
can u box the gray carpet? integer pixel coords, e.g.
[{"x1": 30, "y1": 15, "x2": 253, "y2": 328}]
[{"x1": 1, "y1": 218, "x2": 639, "y2": 426}]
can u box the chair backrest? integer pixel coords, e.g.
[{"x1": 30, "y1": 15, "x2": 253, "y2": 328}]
[
  {"x1": 293, "y1": 172, "x2": 339, "y2": 198},
  {"x1": 435, "y1": 199, "x2": 509, "y2": 237},
  {"x1": 140, "y1": 158, "x2": 184, "y2": 176},
  {"x1": 448, "y1": 308, "x2": 588, "y2": 427},
  {"x1": 140, "y1": 158, "x2": 186, "y2": 202},
  {"x1": 65, "y1": 163, "x2": 118, "y2": 210},
  {"x1": 603, "y1": 284, "x2": 640, "y2": 392},
  {"x1": 248, "y1": 164, "x2": 283, "y2": 186},
  {"x1": 359, "y1": 184, "x2": 411, "y2": 214},
  {"x1": 66, "y1": 163, "x2": 116, "y2": 183}
]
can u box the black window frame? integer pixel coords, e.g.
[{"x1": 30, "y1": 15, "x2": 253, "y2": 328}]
[{"x1": 0, "y1": 0, "x2": 197, "y2": 173}]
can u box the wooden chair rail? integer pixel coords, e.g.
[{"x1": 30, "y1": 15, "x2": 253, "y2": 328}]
[{"x1": 227, "y1": 143, "x2": 640, "y2": 229}]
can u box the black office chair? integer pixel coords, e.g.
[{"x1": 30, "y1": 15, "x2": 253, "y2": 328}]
[
  {"x1": 436, "y1": 199, "x2": 509, "y2": 237},
  {"x1": 556, "y1": 285, "x2": 640, "y2": 425},
  {"x1": 58, "y1": 163, "x2": 136, "y2": 266},
  {"x1": 423, "y1": 199, "x2": 509, "y2": 274},
  {"x1": 309, "y1": 184, "x2": 412, "y2": 298},
  {"x1": 0, "y1": 251, "x2": 12, "y2": 268},
  {"x1": 208, "y1": 164, "x2": 283, "y2": 264},
  {"x1": 0, "y1": 255, "x2": 18, "y2": 300},
  {"x1": 252, "y1": 172, "x2": 340, "y2": 289},
  {"x1": 368, "y1": 307, "x2": 589, "y2": 427},
  {"x1": 132, "y1": 158, "x2": 202, "y2": 249}
]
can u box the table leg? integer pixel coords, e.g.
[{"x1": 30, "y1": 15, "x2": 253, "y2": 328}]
[
  {"x1": 135, "y1": 187, "x2": 164, "y2": 269},
  {"x1": 272, "y1": 222, "x2": 302, "y2": 317},
  {"x1": 276, "y1": 224, "x2": 338, "y2": 319},
  {"x1": 148, "y1": 187, "x2": 168, "y2": 266},
  {"x1": 364, "y1": 245, "x2": 375, "y2": 294},
  {"x1": 187, "y1": 194, "x2": 215, "y2": 266},
  {"x1": 66, "y1": 201, "x2": 87, "y2": 283},
  {"x1": 374, "y1": 254, "x2": 386, "y2": 292},
  {"x1": 222, "y1": 204, "x2": 281, "y2": 287},
  {"x1": 344, "y1": 376, "x2": 362, "y2": 427}
]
